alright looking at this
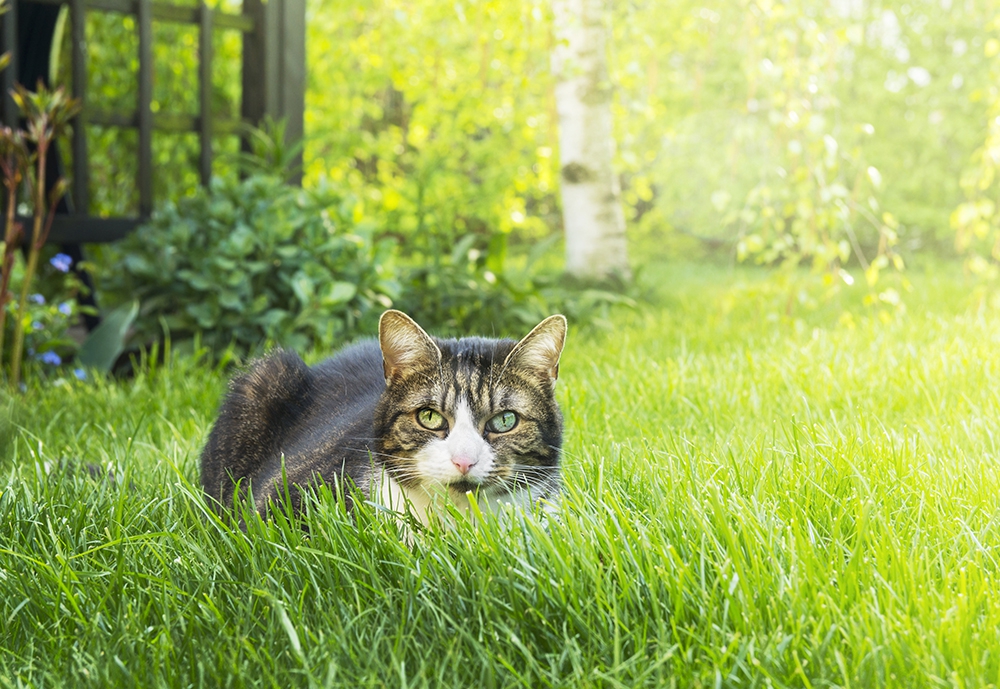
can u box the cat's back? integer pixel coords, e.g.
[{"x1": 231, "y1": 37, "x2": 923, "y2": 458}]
[
  {"x1": 200, "y1": 339, "x2": 387, "y2": 511},
  {"x1": 271, "y1": 339, "x2": 387, "y2": 455},
  {"x1": 309, "y1": 338, "x2": 385, "y2": 408},
  {"x1": 316, "y1": 338, "x2": 383, "y2": 376}
]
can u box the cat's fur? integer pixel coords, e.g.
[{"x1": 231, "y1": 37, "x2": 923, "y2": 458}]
[{"x1": 200, "y1": 310, "x2": 566, "y2": 524}]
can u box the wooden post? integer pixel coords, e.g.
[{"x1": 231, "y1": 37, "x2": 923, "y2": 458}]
[
  {"x1": 0, "y1": 0, "x2": 17, "y2": 128},
  {"x1": 280, "y1": 0, "x2": 304, "y2": 184},
  {"x1": 241, "y1": 0, "x2": 304, "y2": 182},
  {"x1": 137, "y1": 0, "x2": 153, "y2": 216},
  {"x1": 241, "y1": 0, "x2": 266, "y2": 143},
  {"x1": 70, "y1": 0, "x2": 89, "y2": 214},
  {"x1": 198, "y1": 3, "x2": 213, "y2": 185}
]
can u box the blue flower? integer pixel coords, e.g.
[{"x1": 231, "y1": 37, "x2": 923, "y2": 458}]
[
  {"x1": 39, "y1": 351, "x2": 61, "y2": 366},
  {"x1": 58, "y1": 302, "x2": 72, "y2": 316},
  {"x1": 50, "y1": 253, "x2": 73, "y2": 273},
  {"x1": 73, "y1": 368, "x2": 87, "y2": 380},
  {"x1": 29, "y1": 293, "x2": 45, "y2": 305}
]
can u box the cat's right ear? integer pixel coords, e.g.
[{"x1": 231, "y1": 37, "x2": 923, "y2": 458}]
[
  {"x1": 504, "y1": 314, "x2": 567, "y2": 389},
  {"x1": 379, "y1": 310, "x2": 442, "y2": 384}
]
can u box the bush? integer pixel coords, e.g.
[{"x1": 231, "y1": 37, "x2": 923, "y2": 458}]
[
  {"x1": 396, "y1": 234, "x2": 636, "y2": 337},
  {"x1": 101, "y1": 174, "x2": 399, "y2": 354}
]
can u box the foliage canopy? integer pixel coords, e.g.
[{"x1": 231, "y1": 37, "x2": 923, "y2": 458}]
[{"x1": 39, "y1": 0, "x2": 998, "y2": 339}]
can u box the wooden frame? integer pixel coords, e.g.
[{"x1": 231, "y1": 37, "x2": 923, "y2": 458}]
[{"x1": 1, "y1": 0, "x2": 305, "y2": 243}]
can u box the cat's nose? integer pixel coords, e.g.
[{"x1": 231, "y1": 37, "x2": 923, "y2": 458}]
[{"x1": 451, "y1": 455, "x2": 476, "y2": 475}]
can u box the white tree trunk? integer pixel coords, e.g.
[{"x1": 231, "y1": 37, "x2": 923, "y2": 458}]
[{"x1": 551, "y1": 0, "x2": 630, "y2": 280}]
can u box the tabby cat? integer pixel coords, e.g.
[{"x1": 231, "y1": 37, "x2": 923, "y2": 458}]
[{"x1": 200, "y1": 310, "x2": 566, "y2": 524}]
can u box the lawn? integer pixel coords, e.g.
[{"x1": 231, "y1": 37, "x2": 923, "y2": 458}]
[{"x1": 2, "y1": 261, "x2": 1000, "y2": 687}]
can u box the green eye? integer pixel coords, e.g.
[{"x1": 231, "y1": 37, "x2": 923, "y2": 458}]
[
  {"x1": 416, "y1": 408, "x2": 447, "y2": 431},
  {"x1": 486, "y1": 411, "x2": 518, "y2": 433}
]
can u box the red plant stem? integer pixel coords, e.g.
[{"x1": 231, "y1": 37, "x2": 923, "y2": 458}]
[
  {"x1": 37, "y1": 184, "x2": 60, "y2": 249},
  {"x1": 0, "y1": 176, "x2": 21, "y2": 366}
]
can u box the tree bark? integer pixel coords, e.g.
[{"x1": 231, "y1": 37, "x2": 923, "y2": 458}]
[{"x1": 551, "y1": 0, "x2": 630, "y2": 280}]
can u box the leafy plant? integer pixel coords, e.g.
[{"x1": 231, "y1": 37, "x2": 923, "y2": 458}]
[
  {"x1": 0, "y1": 254, "x2": 87, "y2": 373},
  {"x1": 101, "y1": 174, "x2": 399, "y2": 354},
  {"x1": 224, "y1": 116, "x2": 304, "y2": 183},
  {"x1": 0, "y1": 84, "x2": 80, "y2": 388},
  {"x1": 397, "y1": 233, "x2": 634, "y2": 337}
]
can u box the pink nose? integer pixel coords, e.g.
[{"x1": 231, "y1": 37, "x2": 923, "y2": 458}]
[{"x1": 451, "y1": 456, "x2": 475, "y2": 474}]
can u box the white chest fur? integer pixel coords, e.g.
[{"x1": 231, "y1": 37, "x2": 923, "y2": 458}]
[{"x1": 372, "y1": 472, "x2": 536, "y2": 528}]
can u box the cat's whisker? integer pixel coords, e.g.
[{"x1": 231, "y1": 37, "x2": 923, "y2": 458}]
[
  {"x1": 488, "y1": 467, "x2": 556, "y2": 482},
  {"x1": 342, "y1": 448, "x2": 416, "y2": 464},
  {"x1": 503, "y1": 467, "x2": 560, "y2": 478},
  {"x1": 547, "y1": 444, "x2": 584, "y2": 462}
]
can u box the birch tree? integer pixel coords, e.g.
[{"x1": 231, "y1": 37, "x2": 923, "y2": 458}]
[{"x1": 551, "y1": 0, "x2": 630, "y2": 280}]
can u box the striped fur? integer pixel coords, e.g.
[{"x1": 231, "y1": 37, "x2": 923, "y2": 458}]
[{"x1": 200, "y1": 310, "x2": 566, "y2": 523}]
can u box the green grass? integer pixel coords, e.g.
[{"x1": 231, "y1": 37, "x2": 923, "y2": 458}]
[{"x1": 3, "y1": 261, "x2": 1000, "y2": 687}]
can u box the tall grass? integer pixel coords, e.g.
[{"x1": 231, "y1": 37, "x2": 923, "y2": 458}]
[{"x1": 2, "y1": 262, "x2": 999, "y2": 687}]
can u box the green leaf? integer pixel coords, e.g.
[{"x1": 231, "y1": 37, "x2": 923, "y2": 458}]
[
  {"x1": 322, "y1": 282, "x2": 357, "y2": 306},
  {"x1": 258, "y1": 309, "x2": 289, "y2": 328},
  {"x1": 290, "y1": 273, "x2": 315, "y2": 305},
  {"x1": 218, "y1": 290, "x2": 243, "y2": 309},
  {"x1": 76, "y1": 300, "x2": 139, "y2": 374},
  {"x1": 450, "y1": 234, "x2": 478, "y2": 265},
  {"x1": 186, "y1": 302, "x2": 217, "y2": 328}
]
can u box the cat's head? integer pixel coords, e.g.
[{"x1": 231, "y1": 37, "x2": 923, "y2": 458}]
[{"x1": 373, "y1": 310, "x2": 566, "y2": 501}]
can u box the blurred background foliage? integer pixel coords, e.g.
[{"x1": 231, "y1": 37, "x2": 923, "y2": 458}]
[
  {"x1": 74, "y1": 0, "x2": 996, "y2": 248},
  {"x1": 39, "y1": 0, "x2": 1000, "y2": 352}
]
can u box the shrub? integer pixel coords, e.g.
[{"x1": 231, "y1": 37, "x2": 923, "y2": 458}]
[
  {"x1": 396, "y1": 234, "x2": 636, "y2": 337},
  {"x1": 101, "y1": 174, "x2": 399, "y2": 354}
]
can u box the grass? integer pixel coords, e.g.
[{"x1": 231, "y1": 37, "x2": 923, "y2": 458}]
[{"x1": 3, "y1": 260, "x2": 1000, "y2": 687}]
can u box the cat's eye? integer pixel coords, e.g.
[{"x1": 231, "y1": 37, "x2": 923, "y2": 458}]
[
  {"x1": 416, "y1": 408, "x2": 448, "y2": 431},
  {"x1": 486, "y1": 411, "x2": 518, "y2": 433}
]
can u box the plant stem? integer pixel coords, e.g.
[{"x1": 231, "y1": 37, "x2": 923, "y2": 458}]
[
  {"x1": 0, "y1": 179, "x2": 20, "y2": 368},
  {"x1": 10, "y1": 141, "x2": 47, "y2": 389},
  {"x1": 10, "y1": 239, "x2": 38, "y2": 387}
]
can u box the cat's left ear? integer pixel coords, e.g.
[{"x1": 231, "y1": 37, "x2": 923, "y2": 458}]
[
  {"x1": 505, "y1": 315, "x2": 567, "y2": 388},
  {"x1": 379, "y1": 310, "x2": 442, "y2": 384}
]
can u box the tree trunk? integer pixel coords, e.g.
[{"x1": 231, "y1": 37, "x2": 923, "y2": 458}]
[{"x1": 551, "y1": 0, "x2": 630, "y2": 280}]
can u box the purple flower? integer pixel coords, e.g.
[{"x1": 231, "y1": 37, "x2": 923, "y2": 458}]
[
  {"x1": 50, "y1": 253, "x2": 73, "y2": 273},
  {"x1": 73, "y1": 368, "x2": 87, "y2": 380},
  {"x1": 58, "y1": 302, "x2": 72, "y2": 316},
  {"x1": 29, "y1": 293, "x2": 45, "y2": 305},
  {"x1": 39, "y1": 351, "x2": 61, "y2": 366}
]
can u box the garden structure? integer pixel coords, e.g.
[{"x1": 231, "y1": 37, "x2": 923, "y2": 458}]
[{"x1": 1, "y1": 0, "x2": 305, "y2": 256}]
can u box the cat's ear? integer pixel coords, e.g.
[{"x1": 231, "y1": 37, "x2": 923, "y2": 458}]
[
  {"x1": 379, "y1": 310, "x2": 441, "y2": 383},
  {"x1": 505, "y1": 315, "x2": 567, "y2": 387}
]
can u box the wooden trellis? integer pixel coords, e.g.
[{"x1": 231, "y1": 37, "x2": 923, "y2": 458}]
[{"x1": 1, "y1": 0, "x2": 305, "y2": 243}]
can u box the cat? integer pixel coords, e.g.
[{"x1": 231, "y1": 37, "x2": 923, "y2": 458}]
[{"x1": 200, "y1": 309, "x2": 566, "y2": 525}]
